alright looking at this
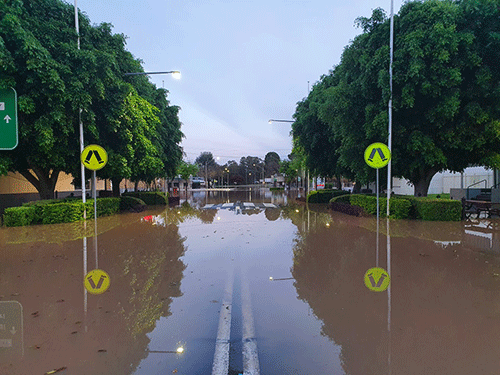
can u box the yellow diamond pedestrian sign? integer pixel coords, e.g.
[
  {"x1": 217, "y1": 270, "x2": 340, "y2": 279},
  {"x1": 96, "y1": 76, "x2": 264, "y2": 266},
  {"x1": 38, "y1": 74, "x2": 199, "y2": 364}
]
[
  {"x1": 364, "y1": 143, "x2": 391, "y2": 169},
  {"x1": 84, "y1": 269, "x2": 110, "y2": 294},
  {"x1": 81, "y1": 144, "x2": 107, "y2": 170},
  {"x1": 364, "y1": 267, "x2": 390, "y2": 292}
]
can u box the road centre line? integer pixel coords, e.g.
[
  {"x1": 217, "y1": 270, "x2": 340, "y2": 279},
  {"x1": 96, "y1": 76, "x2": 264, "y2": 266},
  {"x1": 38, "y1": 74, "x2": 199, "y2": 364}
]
[
  {"x1": 212, "y1": 267, "x2": 234, "y2": 375},
  {"x1": 241, "y1": 269, "x2": 261, "y2": 375}
]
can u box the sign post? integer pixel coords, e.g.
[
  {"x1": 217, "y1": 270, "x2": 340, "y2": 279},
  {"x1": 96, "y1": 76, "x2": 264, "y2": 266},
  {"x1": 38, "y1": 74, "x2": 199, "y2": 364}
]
[
  {"x1": 0, "y1": 88, "x2": 18, "y2": 150},
  {"x1": 364, "y1": 142, "x2": 391, "y2": 291},
  {"x1": 81, "y1": 144, "x2": 108, "y2": 221},
  {"x1": 80, "y1": 145, "x2": 109, "y2": 297}
]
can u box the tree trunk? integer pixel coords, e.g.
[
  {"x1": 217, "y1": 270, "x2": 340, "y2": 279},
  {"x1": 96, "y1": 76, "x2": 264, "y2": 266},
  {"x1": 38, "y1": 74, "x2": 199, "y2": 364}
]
[
  {"x1": 353, "y1": 181, "x2": 361, "y2": 194},
  {"x1": 413, "y1": 169, "x2": 438, "y2": 197},
  {"x1": 20, "y1": 167, "x2": 60, "y2": 200},
  {"x1": 134, "y1": 180, "x2": 139, "y2": 191},
  {"x1": 336, "y1": 175, "x2": 342, "y2": 190},
  {"x1": 111, "y1": 177, "x2": 122, "y2": 197}
]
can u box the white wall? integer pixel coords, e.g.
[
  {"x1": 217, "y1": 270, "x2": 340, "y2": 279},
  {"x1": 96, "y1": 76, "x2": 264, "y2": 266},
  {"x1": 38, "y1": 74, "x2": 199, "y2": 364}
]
[{"x1": 392, "y1": 167, "x2": 494, "y2": 196}]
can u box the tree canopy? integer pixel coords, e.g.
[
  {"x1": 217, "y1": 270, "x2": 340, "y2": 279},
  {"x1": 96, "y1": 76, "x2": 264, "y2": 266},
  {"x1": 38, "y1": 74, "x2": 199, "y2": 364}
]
[
  {"x1": 292, "y1": 0, "x2": 500, "y2": 196},
  {"x1": 0, "y1": 0, "x2": 183, "y2": 199}
]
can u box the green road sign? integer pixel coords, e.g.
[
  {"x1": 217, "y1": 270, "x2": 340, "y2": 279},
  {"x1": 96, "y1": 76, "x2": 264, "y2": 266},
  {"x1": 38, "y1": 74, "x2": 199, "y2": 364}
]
[
  {"x1": 0, "y1": 88, "x2": 18, "y2": 150},
  {"x1": 0, "y1": 301, "x2": 23, "y2": 356}
]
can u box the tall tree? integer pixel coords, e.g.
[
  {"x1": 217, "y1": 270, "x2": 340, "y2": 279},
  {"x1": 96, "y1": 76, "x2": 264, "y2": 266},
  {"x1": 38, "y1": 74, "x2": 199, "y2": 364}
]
[
  {"x1": 293, "y1": 75, "x2": 346, "y2": 183},
  {"x1": 264, "y1": 152, "x2": 280, "y2": 177},
  {"x1": 0, "y1": 0, "x2": 85, "y2": 199},
  {"x1": 297, "y1": 1, "x2": 500, "y2": 196},
  {"x1": 0, "y1": 0, "x2": 183, "y2": 199},
  {"x1": 177, "y1": 161, "x2": 198, "y2": 195},
  {"x1": 195, "y1": 152, "x2": 217, "y2": 184}
]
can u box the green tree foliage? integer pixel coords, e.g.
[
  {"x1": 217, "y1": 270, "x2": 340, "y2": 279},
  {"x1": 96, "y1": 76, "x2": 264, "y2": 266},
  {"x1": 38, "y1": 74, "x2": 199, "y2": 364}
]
[
  {"x1": 176, "y1": 161, "x2": 198, "y2": 194},
  {"x1": 0, "y1": 0, "x2": 183, "y2": 199},
  {"x1": 195, "y1": 151, "x2": 218, "y2": 183},
  {"x1": 195, "y1": 151, "x2": 217, "y2": 168},
  {"x1": 294, "y1": 0, "x2": 500, "y2": 196},
  {"x1": 264, "y1": 151, "x2": 280, "y2": 177},
  {"x1": 293, "y1": 76, "x2": 344, "y2": 180}
]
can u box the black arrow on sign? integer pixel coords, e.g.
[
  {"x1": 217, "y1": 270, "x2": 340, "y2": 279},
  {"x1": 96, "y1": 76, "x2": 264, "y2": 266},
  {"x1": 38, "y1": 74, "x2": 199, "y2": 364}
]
[{"x1": 368, "y1": 148, "x2": 387, "y2": 162}]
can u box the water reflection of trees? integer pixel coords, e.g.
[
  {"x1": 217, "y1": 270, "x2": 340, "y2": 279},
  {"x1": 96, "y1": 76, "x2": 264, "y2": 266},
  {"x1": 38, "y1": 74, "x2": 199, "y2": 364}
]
[
  {"x1": 0, "y1": 215, "x2": 188, "y2": 375},
  {"x1": 290, "y1": 213, "x2": 500, "y2": 374},
  {"x1": 82, "y1": 218, "x2": 188, "y2": 373}
]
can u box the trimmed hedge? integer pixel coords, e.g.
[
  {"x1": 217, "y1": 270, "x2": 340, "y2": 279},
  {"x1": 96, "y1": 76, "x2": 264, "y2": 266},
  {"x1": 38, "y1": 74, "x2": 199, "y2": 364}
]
[
  {"x1": 330, "y1": 202, "x2": 365, "y2": 216},
  {"x1": 307, "y1": 189, "x2": 349, "y2": 203},
  {"x1": 330, "y1": 194, "x2": 351, "y2": 204},
  {"x1": 122, "y1": 191, "x2": 167, "y2": 205},
  {"x1": 22, "y1": 199, "x2": 61, "y2": 224},
  {"x1": 331, "y1": 194, "x2": 461, "y2": 221},
  {"x1": 84, "y1": 198, "x2": 121, "y2": 218},
  {"x1": 348, "y1": 195, "x2": 411, "y2": 219},
  {"x1": 413, "y1": 199, "x2": 462, "y2": 221},
  {"x1": 3, "y1": 206, "x2": 36, "y2": 227},
  {"x1": 42, "y1": 202, "x2": 85, "y2": 224},
  {"x1": 119, "y1": 196, "x2": 147, "y2": 212},
  {"x1": 4, "y1": 197, "x2": 122, "y2": 226}
]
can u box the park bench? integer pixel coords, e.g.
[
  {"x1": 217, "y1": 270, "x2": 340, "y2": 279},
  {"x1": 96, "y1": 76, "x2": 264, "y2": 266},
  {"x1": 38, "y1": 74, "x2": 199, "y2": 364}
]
[{"x1": 462, "y1": 199, "x2": 500, "y2": 219}]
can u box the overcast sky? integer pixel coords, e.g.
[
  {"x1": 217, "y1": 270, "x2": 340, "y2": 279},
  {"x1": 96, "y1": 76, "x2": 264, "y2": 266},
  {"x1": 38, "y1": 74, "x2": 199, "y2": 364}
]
[{"x1": 72, "y1": 0, "x2": 403, "y2": 164}]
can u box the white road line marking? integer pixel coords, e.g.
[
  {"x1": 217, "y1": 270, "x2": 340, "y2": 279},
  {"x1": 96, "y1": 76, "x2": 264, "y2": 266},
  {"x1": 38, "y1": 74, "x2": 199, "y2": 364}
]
[
  {"x1": 212, "y1": 267, "x2": 234, "y2": 375},
  {"x1": 241, "y1": 269, "x2": 260, "y2": 375}
]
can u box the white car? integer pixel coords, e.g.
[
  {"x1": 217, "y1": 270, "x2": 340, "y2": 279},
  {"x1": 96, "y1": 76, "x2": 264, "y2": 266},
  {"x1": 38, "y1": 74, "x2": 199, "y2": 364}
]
[{"x1": 191, "y1": 177, "x2": 206, "y2": 186}]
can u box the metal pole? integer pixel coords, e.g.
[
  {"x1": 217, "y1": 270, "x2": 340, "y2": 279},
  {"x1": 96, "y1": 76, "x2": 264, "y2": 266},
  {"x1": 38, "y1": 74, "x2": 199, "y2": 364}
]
[
  {"x1": 93, "y1": 170, "x2": 97, "y2": 268},
  {"x1": 387, "y1": 0, "x2": 394, "y2": 215},
  {"x1": 377, "y1": 168, "x2": 380, "y2": 267},
  {"x1": 75, "y1": 1, "x2": 86, "y2": 208},
  {"x1": 387, "y1": 216, "x2": 392, "y2": 374},
  {"x1": 76, "y1": 0, "x2": 88, "y2": 327}
]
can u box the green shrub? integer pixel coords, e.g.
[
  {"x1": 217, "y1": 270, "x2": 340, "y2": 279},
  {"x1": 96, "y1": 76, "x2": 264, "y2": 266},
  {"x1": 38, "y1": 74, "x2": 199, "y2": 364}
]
[
  {"x1": 308, "y1": 189, "x2": 349, "y2": 203},
  {"x1": 3, "y1": 206, "x2": 36, "y2": 227},
  {"x1": 84, "y1": 198, "x2": 121, "y2": 218},
  {"x1": 330, "y1": 194, "x2": 351, "y2": 204},
  {"x1": 22, "y1": 199, "x2": 62, "y2": 224},
  {"x1": 122, "y1": 191, "x2": 167, "y2": 205},
  {"x1": 119, "y1": 196, "x2": 147, "y2": 211},
  {"x1": 347, "y1": 194, "x2": 411, "y2": 219},
  {"x1": 392, "y1": 195, "x2": 461, "y2": 221},
  {"x1": 413, "y1": 199, "x2": 462, "y2": 221},
  {"x1": 22, "y1": 199, "x2": 60, "y2": 206},
  {"x1": 42, "y1": 203, "x2": 84, "y2": 225}
]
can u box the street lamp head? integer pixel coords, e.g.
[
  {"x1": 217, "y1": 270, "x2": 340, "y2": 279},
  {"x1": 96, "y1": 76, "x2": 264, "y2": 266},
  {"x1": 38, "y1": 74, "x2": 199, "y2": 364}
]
[
  {"x1": 172, "y1": 71, "x2": 181, "y2": 79},
  {"x1": 268, "y1": 119, "x2": 294, "y2": 124}
]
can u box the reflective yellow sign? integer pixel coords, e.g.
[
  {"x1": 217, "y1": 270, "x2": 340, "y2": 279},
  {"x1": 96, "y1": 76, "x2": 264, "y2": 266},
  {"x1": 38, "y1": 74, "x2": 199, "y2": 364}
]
[
  {"x1": 81, "y1": 144, "x2": 107, "y2": 170},
  {"x1": 84, "y1": 269, "x2": 110, "y2": 294},
  {"x1": 364, "y1": 267, "x2": 390, "y2": 292},
  {"x1": 364, "y1": 143, "x2": 391, "y2": 169}
]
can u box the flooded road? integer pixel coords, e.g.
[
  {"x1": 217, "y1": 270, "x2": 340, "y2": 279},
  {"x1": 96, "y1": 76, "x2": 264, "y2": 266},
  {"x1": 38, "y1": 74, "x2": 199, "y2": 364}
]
[{"x1": 1, "y1": 189, "x2": 500, "y2": 374}]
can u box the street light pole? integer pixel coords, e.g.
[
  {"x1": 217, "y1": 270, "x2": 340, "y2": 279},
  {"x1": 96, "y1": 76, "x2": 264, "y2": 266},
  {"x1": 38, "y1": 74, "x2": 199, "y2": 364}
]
[
  {"x1": 74, "y1": 1, "x2": 85, "y2": 208},
  {"x1": 268, "y1": 119, "x2": 294, "y2": 124},
  {"x1": 387, "y1": 0, "x2": 394, "y2": 215}
]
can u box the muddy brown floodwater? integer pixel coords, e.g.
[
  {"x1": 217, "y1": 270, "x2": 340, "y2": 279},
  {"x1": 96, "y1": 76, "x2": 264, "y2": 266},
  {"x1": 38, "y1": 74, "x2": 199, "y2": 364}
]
[{"x1": 1, "y1": 188, "x2": 500, "y2": 374}]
